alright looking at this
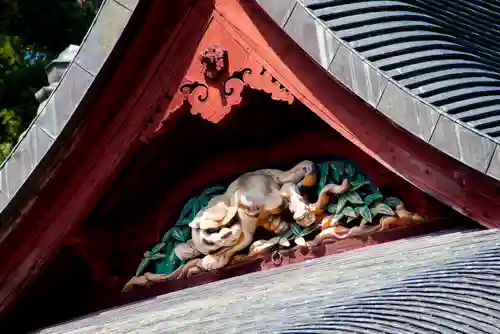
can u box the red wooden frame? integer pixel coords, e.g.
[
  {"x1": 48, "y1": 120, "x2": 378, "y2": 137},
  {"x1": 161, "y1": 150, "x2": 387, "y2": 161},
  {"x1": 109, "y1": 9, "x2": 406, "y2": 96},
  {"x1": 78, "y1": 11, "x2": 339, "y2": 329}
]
[{"x1": 0, "y1": 0, "x2": 499, "y2": 321}]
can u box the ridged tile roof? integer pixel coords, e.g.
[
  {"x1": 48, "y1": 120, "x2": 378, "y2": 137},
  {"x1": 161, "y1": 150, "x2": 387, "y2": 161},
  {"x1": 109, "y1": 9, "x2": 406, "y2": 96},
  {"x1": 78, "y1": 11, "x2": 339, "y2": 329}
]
[
  {"x1": 306, "y1": 0, "x2": 500, "y2": 139},
  {"x1": 258, "y1": 0, "x2": 500, "y2": 179},
  {"x1": 39, "y1": 228, "x2": 500, "y2": 333}
]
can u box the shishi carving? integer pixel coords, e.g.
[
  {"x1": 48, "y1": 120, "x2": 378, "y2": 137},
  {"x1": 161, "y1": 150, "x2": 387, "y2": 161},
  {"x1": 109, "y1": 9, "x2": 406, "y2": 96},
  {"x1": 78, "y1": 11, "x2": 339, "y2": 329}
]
[
  {"x1": 200, "y1": 45, "x2": 228, "y2": 81},
  {"x1": 123, "y1": 160, "x2": 425, "y2": 291},
  {"x1": 175, "y1": 160, "x2": 317, "y2": 273},
  {"x1": 123, "y1": 161, "x2": 320, "y2": 290}
]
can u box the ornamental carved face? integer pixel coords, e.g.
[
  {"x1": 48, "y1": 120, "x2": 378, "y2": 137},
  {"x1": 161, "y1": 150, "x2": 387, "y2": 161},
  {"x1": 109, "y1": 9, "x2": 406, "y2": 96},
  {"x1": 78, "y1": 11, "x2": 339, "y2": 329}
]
[{"x1": 200, "y1": 45, "x2": 228, "y2": 81}]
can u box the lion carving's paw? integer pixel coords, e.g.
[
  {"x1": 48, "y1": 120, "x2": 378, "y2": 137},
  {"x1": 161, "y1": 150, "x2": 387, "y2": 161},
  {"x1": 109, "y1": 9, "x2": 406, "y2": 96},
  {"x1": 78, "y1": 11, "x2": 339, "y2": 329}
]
[
  {"x1": 292, "y1": 205, "x2": 316, "y2": 227},
  {"x1": 249, "y1": 239, "x2": 275, "y2": 256},
  {"x1": 201, "y1": 254, "x2": 229, "y2": 271},
  {"x1": 174, "y1": 240, "x2": 201, "y2": 261}
]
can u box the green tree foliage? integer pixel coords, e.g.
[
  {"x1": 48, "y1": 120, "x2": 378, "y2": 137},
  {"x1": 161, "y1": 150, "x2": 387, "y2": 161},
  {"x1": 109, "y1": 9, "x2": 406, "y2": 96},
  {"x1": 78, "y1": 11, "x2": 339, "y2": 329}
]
[{"x1": 0, "y1": 0, "x2": 96, "y2": 163}]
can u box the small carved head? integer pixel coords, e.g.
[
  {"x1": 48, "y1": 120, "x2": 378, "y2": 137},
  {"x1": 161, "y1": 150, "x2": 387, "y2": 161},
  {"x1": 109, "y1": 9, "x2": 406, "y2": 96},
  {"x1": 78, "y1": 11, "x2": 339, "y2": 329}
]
[{"x1": 200, "y1": 45, "x2": 228, "y2": 81}]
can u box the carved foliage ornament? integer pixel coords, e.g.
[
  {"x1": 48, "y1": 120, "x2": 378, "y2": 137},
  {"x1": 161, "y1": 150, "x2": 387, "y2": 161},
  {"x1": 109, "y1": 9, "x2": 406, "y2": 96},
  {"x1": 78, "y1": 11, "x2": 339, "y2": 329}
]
[{"x1": 123, "y1": 159, "x2": 424, "y2": 291}]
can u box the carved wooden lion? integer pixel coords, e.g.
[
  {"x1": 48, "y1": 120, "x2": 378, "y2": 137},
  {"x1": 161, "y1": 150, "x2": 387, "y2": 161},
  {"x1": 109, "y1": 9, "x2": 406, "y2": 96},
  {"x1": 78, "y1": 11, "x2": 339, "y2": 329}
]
[{"x1": 173, "y1": 160, "x2": 317, "y2": 273}]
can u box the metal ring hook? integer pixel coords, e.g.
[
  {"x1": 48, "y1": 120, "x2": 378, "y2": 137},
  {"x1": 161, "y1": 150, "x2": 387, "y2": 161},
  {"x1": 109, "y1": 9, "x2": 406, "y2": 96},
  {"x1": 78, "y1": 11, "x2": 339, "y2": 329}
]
[{"x1": 271, "y1": 250, "x2": 283, "y2": 266}]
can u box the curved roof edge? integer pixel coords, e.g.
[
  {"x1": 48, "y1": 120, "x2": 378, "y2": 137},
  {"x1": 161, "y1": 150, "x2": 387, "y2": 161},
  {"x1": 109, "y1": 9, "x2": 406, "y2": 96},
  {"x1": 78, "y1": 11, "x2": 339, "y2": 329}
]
[
  {"x1": 256, "y1": 0, "x2": 500, "y2": 181},
  {"x1": 0, "y1": 0, "x2": 140, "y2": 213}
]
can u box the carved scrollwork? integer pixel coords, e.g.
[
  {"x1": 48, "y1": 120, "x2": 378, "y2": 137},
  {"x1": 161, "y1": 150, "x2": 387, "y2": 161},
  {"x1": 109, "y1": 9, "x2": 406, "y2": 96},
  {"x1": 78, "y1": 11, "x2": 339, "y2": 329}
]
[
  {"x1": 242, "y1": 67, "x2": 294, "y2": 104},
  {"x1": 171, "y1": 65, "x2": 293, "y2": 120},
  {"x1": 141, "y1": 47, "x2": 295, "y2": 141},
  {"x1": 179, "y1": 82, "x2": 209, "y2": 102}
]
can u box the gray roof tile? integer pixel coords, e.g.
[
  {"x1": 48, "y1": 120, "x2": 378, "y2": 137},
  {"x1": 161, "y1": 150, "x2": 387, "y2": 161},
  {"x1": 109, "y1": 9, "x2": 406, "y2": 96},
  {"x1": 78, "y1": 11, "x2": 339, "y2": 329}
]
[
  {"x1": 328, "y1": 44, "x2": 387, "y2": 107},
  {"x1": 36, "y1": 63, "x2": 94, "y2": 138},
  {"x1": 304, "y1": 0, "x2": 500, "y2": 143},
  {"x1": 0, "y1": 0, "x2": 137, "y2": 215},
  {"x1": 377, "y1": 81, "x2": 440, "y2": 141},
  {"x1": 257, "y1": 0, "x2": 500, "y2": 177},
  {"x1": 256, "y1": 0, "x2": 296, "y2": 27},
  {"x1": 39, "y1": 228, "x2": 500, "y2": 333},
  {"x1": 284, "y1": 4, "x2": 339, "y2": 69},
  {"x1": 75, "y1": 0, "x2": 132, "y2": 76},
  {"x1": 430, "y1": 116, "x2": 495, "y2": 172}
]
